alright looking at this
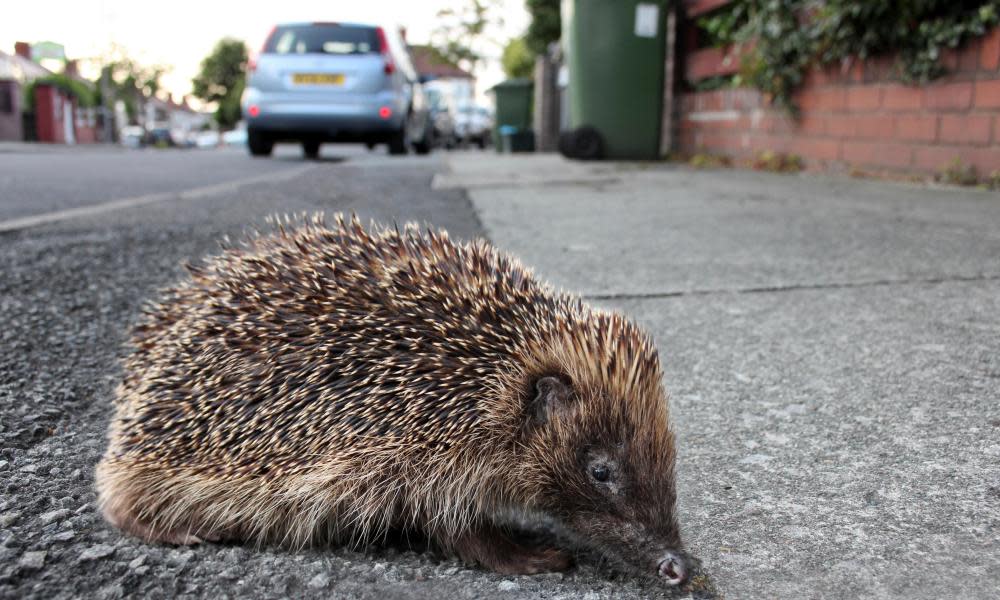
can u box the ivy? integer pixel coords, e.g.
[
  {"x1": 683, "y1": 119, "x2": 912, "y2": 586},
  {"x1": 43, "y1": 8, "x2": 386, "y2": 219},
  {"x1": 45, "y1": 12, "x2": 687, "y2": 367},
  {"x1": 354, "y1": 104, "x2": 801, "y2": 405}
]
[
  {"x1": 697, "y1": 1, "x2": 1000, "y2": 110},
  {"x1": 23, "y1": 74, "x2": 97, "y2": 112}
]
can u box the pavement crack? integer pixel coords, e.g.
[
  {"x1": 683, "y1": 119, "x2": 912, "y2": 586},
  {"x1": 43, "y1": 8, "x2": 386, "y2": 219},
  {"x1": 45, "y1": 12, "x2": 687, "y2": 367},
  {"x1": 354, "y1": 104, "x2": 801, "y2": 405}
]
[{"x1": 583, "y1": 273, "x2": 1000, "y2": 300}]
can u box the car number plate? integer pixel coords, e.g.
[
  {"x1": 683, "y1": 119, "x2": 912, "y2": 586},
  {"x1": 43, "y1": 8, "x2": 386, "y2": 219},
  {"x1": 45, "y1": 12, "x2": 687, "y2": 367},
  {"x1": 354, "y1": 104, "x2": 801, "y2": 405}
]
[{"x1": 293, "y1": 73, "x2": 344, "y2": 85}]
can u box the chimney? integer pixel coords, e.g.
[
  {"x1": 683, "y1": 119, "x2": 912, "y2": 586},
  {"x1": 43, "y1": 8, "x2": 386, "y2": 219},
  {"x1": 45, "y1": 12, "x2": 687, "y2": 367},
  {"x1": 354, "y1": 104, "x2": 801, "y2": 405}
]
[
  {"x1": 64, "y1": 59, "x2": 79, "y2": 78},
  {"x1": 15, "y1": 42, "x2": 31, "y2": 59}
]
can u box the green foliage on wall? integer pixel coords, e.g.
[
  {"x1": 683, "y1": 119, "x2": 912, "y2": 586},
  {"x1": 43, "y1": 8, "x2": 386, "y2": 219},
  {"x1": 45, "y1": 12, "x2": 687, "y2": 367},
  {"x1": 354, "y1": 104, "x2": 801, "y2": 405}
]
[{"x1": 697, "y1": 0, "x2": 1000, "y2": 110}]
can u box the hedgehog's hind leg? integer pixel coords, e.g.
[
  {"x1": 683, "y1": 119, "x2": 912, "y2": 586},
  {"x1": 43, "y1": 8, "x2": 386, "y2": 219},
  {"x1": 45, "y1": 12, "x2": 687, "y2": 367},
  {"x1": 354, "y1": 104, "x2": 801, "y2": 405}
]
[
  {"x1": 96, "y1": 457, "x2": 224, "y2": 546},
  {"x1": 446, "y1": 522, "x2": 573, "y2": 575},
  {"x1": 102, "y1": 502, "x2": 211, "y2": 545}
]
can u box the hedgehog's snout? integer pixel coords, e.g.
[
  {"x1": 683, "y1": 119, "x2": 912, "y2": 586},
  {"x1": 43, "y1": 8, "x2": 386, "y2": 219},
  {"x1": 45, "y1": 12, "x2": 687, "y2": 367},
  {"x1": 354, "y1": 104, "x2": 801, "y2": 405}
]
[{"x1": 656, "y1": 551, "x2": 687, "y2": 586}]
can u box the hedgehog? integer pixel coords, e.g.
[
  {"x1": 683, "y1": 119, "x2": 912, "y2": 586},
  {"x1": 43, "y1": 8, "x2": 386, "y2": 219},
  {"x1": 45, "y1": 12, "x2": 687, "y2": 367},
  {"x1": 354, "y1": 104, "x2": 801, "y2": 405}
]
[{"x1": 95, "y1": 214, "x2": 688, "y2": 585}]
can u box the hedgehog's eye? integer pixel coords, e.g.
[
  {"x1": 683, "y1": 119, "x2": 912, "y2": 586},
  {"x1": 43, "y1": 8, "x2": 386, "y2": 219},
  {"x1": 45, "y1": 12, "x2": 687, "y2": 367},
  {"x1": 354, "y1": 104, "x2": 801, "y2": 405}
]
[{"x1": 590, "y1": 464, "x2": 611, "y2": 483}]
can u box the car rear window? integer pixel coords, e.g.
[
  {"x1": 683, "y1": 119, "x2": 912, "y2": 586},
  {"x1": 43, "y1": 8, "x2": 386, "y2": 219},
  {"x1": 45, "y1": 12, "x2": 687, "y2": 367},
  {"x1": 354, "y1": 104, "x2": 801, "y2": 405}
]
[{"x1": 264, "y1": 24, "x2": 379, "y2": 55}]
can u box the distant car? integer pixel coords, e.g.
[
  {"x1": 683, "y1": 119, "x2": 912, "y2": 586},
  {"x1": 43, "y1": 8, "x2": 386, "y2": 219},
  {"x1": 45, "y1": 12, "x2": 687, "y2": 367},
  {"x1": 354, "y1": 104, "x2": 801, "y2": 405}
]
[
  {"x1": 241, "y1": 21, "x2": 433, "y2": 158},
  {"x1": 120, "y1": 126, "x2": 145, "y2": 149},
  {"x1": 194, "y1": 131, "x2": 221, "y2": 149},
  {"x1": 454, "y1": 104, "x2": 493, "y2": 148},
  {"x1": 144, "y1": 127, "x2": 175, "y2": 148},
  {"x1": 424, "y1": 86, "x2": 457, "y2": 149}
]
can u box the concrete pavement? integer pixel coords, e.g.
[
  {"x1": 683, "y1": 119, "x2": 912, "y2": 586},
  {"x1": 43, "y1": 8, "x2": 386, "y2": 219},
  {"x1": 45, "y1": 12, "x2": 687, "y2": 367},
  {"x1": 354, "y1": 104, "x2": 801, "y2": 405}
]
[{"x1": 441, "y1": 153, "x2": 1000, "y2": 598}]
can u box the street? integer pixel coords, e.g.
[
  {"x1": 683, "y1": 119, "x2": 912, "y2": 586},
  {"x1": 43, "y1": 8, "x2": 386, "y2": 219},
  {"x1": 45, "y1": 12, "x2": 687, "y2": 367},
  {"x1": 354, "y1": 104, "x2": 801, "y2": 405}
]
[{"x1": 2, "y1": 145, "x2": 999, "y2": 599}]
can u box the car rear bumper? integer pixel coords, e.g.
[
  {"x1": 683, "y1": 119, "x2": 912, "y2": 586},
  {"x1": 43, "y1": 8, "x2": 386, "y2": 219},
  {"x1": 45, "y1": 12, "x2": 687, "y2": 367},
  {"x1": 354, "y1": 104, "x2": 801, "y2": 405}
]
[{"x1": 242, "y1": 89, "x2": 405, "y2": 142}]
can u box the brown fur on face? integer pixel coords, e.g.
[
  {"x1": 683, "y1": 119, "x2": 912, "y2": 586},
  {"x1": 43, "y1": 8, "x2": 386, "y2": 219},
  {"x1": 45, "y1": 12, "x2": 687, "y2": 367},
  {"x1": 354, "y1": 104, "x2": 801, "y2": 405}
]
[{"x1": 95, "y1": 214, "x2": 685, "y2": 581}]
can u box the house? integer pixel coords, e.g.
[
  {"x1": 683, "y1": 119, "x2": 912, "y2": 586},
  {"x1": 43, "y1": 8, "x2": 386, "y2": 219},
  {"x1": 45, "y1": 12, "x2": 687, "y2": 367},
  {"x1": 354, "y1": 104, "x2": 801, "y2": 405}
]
[
  {"x1": 0, "y1": 43, "x2": 55, "y2": 141},
  {"x1": 142, "y1": 94, "x2": 210, "y2": 144},
  {"x1": 408, "y1": 45, "x2": 476, "y2": 108}
]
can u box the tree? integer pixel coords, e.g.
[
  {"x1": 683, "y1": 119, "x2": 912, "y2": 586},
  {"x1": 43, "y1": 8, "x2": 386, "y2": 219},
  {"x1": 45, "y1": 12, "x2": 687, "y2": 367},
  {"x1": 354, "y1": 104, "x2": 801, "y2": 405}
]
[
  {"x1": 192, "y1": 38, "x2": 248, "y2": 129},
  {"x1": 501, "y1": 38, "x2": 534, "y2": 78},
  {"x1": 93, "y1": 45, "x2": 169, "y2": 124},
  {"x1": 431, "y1": 0, "x2": 505, "y2": 72},
  {"x1": 525, "y1": 0, "x2": 561, "y2": 56}
]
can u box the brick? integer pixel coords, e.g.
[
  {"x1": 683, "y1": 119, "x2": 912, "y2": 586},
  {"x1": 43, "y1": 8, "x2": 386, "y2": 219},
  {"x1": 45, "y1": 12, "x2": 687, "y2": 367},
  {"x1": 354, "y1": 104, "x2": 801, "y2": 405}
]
[
  {"x1": 939, "y1": 114, "x2": 993, "y2": 145},
  {"x1": 790, "y1": 137, "x2": 841, "y2": 161},
  {"x1": 974, "y1": 79, "x2": 1000, "y2": 108},
  {"x1": 895, "y1": 115, "x2": 939, "y2": 142},
  {"x1": 843, "y1": 141, "x2": 912, "y2": 169},
  {"x1": 825, "y1": 116, "x2": 854, "y2": 137},
  {"x1": 941, "y1": 48, "x2": 960, "y2": 72},
  {"x1": 825, "y1": 115, "x2": 893, "y2": 139},
  {"x1": 913, "y1": 146, "x2": 964, "y2": 172},
  {"x1": 796, "y1": 88, "x2": 846, "y2": 112},
  {"x1": 981, "y1": 28, "x2": 1000, "y2": 71},
  {"x1": 874, "y1": 144, "x2": 914, "y2": 169},
  {"x1": 863, "y1": 57, "x2": 894, "y2": 83},
  {"x1": 966, "y1": 147, "x2": 1000, "y2": 176},
  {"x1": 847, "y1": 86, "x2": 882, "y2": 110},
  {"x1": 798, "y1": 114, "x2": 826, "y2": 136},
  {"x1": 882, "y1": 84, "x2": 924, "y2": 111},
  {"x1": 855, "y1": 115, "x2": 897, "y2": 140},
  {"x1": 959, "y1": 39, "x2": 981, "y2": 72},
  {"x1": 841, "y1": 140, "x2": 879, "y2": 164},
  {"x1": 925, "y1": 82, "x2": 973, "y2": 110},
  {"x1": 694, "y1": 91, "x2": 723, "y2": 112}
]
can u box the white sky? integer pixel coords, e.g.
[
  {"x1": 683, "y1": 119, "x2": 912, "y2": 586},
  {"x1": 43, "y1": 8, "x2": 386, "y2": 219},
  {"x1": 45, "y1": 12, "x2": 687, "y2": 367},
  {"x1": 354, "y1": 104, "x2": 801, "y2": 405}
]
[{"x1": 1, "y1": 0, "x2": 530, "y2": 106}]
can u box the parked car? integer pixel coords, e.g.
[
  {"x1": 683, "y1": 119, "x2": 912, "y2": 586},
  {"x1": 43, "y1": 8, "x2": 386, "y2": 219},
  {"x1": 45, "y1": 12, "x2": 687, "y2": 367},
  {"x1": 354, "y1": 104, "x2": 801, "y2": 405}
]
[
  {"x1": 144, "y1": 127, "x2": 175, "y2": 148},
  {"x1": 241, "y1": 21, "x2": 433, "y2": 158},
  {"x1": 454, "y1": 104, "x2": 493, "y2": 149},
  {"x1": 424, "y1": 85, "x2": 457, "y2": 149},
  {"x1": 455, "y1": 104, "x2": 493, "y2": 148},
  {"x1": 194, "y1": 130, "x2": 221, "y2": 149},
  {"x1": 120, "y1": 126, "x2": 145, "y2": 149}
]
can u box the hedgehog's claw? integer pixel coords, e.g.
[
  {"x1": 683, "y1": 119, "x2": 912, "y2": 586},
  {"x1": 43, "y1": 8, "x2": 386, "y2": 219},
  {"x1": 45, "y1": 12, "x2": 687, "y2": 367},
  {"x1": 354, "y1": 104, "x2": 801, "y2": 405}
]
[{"x1": 449, "y1": 524, "x2": 574, "y2": 575}]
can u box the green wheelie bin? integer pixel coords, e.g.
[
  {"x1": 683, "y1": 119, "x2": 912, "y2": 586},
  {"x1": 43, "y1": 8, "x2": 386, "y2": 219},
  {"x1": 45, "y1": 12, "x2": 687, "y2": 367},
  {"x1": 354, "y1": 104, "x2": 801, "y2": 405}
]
[
  {"x1": 489, "y1": 78, "x2": 534, "y2": 152},
  {"x1": 563, "y1": 0, "x2": 668, "y2": 160}
]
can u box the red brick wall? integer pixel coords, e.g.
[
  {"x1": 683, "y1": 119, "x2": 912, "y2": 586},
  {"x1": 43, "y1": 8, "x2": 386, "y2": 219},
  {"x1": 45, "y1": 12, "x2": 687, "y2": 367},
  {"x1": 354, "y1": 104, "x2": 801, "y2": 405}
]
[{"x1": 677, "y1": 28, "x2": 1000, "y2": 179}]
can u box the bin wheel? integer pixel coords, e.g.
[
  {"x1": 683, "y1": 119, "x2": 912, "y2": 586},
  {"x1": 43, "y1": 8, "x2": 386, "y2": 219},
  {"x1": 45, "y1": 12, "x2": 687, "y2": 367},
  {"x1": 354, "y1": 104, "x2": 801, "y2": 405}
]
[{"x1": 559, "y1": 126, "x2": 604, "y2": 161}]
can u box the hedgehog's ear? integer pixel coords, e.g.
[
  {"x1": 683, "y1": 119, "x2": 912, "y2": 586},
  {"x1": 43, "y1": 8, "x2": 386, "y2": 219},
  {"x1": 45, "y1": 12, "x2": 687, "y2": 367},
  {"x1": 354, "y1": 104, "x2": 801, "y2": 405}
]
[{"x1": 529, "y1": 376, "x2": 573, "y2": 427}]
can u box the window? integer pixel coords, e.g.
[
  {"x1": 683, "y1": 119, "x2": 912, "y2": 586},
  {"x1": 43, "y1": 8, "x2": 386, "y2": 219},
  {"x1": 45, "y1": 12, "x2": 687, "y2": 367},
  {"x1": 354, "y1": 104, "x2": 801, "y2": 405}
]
[{"x1": 265, "y1": 24, "x2": 379, "y2": 56}]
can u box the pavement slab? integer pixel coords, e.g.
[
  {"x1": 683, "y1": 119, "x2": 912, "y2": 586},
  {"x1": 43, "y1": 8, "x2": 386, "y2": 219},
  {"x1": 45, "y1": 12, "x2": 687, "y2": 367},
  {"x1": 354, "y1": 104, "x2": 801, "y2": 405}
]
[{"x1": 452, "y1": 153, "x2": 1000, "y2": 599}]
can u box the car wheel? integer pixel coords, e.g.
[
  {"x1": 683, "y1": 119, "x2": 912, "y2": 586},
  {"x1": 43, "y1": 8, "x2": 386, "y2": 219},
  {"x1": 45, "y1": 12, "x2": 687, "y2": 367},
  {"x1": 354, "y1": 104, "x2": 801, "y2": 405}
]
[
  {"x1": 302, "y1": 141, "x2": 321, "y2": 159},
  {"x1": 388, "y1": 122, "x2": 408, "y2": 155},
  {"x1": 247, "y1": 129, "x2": 274, "y2": 157}
]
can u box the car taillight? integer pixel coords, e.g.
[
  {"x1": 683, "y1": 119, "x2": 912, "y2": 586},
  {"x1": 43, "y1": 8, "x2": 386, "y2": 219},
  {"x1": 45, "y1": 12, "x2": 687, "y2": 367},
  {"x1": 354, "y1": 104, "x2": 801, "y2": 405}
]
[
  {"x1": 376, "y1": 27, "x2": 396, "y2": 75},
  {"x1": 378, "y1": 106, "x2": 392, "y2": 119},
  {"x1": 247, "y1": 104, "x2": 260, "y2": 117}
]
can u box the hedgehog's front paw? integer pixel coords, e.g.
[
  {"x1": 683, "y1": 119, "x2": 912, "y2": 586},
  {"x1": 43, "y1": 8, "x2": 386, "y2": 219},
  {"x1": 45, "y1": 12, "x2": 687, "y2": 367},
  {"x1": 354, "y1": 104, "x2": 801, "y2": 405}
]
[
  {"x1": 506, "y1": 545, "x2": 573, "y2": 575},
  {"x1": 449, "y1": 525, "x2": 574, "y2": 575}
]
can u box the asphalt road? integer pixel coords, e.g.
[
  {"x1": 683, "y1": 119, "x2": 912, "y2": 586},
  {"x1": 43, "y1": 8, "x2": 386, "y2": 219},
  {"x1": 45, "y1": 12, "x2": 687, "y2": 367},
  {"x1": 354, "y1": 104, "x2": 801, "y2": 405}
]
[{"x1": 0, "y1": 145, "x2": 698, "y2": 599}]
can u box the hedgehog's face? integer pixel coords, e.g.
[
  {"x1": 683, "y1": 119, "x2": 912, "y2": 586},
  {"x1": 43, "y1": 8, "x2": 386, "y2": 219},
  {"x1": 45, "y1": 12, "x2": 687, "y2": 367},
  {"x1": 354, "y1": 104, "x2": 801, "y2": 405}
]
[{"x1": 526, "y1": 375, "x2": 687, "y2": 586}]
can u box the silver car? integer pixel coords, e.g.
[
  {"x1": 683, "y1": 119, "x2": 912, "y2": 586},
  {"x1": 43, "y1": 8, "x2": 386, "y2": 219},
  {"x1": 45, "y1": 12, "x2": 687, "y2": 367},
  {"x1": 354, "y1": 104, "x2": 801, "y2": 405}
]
[{"x1": 241, "y1": 22, "x2": 433, "y2": 158}]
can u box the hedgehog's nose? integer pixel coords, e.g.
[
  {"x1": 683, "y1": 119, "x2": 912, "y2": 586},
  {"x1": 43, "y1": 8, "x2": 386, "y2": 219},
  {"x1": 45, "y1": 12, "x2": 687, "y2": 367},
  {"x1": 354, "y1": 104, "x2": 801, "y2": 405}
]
[{"x1": 657, "y1": 552, "x2": 688, "y2": 586}]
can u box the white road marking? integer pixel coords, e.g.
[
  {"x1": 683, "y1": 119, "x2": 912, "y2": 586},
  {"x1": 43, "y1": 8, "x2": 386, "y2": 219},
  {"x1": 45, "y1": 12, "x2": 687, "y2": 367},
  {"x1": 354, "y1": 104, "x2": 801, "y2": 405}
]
[{"x1": 0, "y1": 164, "x2": 318, "y2": 233}]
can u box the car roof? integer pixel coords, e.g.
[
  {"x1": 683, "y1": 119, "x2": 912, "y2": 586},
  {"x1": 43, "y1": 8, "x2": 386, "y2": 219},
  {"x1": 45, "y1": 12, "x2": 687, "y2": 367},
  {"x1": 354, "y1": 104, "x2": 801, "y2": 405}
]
[{"x1": 274, "y1": 21, "x2": 380, "y2": 29}]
